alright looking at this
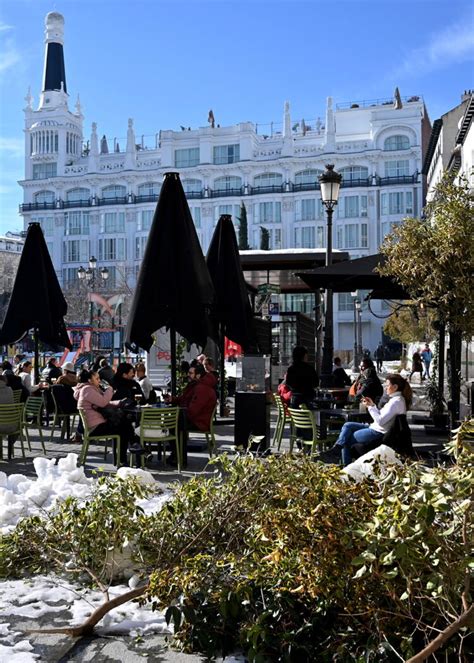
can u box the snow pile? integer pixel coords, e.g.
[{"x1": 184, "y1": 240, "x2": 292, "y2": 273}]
[{"x1": 0, "y1": 453, "x2": 168, "y2": 534}]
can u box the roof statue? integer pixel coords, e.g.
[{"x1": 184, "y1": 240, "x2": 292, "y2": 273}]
[
  {"x1": 208, "y1": 109, "x2": 215, "y2": 128},
  {"x1": 394, "y1": 87, "x2": 403, "y2": 109}
]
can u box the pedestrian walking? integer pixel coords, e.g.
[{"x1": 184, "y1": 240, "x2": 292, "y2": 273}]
[
  {"x1": 421, "y1": 343, "x2": 433, "y2": 379},
  {"x1": 374, "y1": 343, "x2": 385, "y2": 372},
  {"x1": 409, "y1": 351, "x2": 424, "y2": 383}
]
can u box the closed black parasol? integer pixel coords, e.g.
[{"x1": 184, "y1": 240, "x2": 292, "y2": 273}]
[
  {"x1": 125, "y1": 172, "x2": 216, "y2": 393},
  {"x1": 0, "y1": 222, "x2": 72, "y2": 382},
  {"x1": 207, "y1": 215, "x2": 258, "y2": 414}
]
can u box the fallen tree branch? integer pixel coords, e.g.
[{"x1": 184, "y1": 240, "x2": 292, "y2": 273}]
[
  {"x1": 26, "y1": 584, "x2": 149, "y2": 637},
  {"x1": 405, "y1": 604, "x2": 473, "y2": 663}
]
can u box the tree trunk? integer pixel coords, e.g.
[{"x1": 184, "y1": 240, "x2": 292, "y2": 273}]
[{"x1": 448, "y1": 329, "x2": 462, "y2": 427}]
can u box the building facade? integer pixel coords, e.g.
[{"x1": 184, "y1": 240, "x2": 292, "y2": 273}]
[{"x1": 20, "y1": 12, "x2": 431, "y2": 353}]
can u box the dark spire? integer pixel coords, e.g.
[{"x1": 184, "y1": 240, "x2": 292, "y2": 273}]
[{"x1": 42, "y1": 12, "x2": 67, "y2": 93}]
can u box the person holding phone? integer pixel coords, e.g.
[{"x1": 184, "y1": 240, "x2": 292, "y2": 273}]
[{"x1": 320, "y1": 374, "x2": 412, "y2": 466}]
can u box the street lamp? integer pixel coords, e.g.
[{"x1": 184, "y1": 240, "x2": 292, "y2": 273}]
[
  {"x1": 355, "y1": 298, "x2": 363, "y2": 363},
  {"x1": 78, "y1": 257, "x2": 109, "y2": 364},
  {"x1": 319, "y1": 164, "x2": 342, "y2": 386}
]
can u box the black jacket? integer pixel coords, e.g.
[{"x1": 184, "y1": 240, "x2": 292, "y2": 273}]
[
  {"x1": 285, "y1": 361, "x2": 318, "y2": 402},
  {"x1": 332, "y1": 367, "x2": 351, "y2": 388},
  {"x1": 356, "y1": 367, "x2": 383, "y2": 402},
  {"x1": 112, "y1": 376, "x2": 145, "y2": 403}
]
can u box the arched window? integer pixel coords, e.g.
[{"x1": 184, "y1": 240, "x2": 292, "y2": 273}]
[
  {"x1": 137, "y1": 182, "x2": 160, "y2": 197},
  {"x1": 339, "y1": 166, "x2": 369, "y2": 182},
  {"x1": 182, "y1": 178, "x2": 202, "y2": 194},
  {"x1": 213, "y1": 176, "x2": 242, "y2": 191},
  {"x1": 66, "y1": 188, "x2": 90, "y2": 202},
  {"x1": 253, "y1": 173, "x2": 283, "y2": 188},
  {"x1": 101, "y1": 185, "x2": 126, "y2": 200},
  {"x1": 294, "y1": 169, "x2": 322, "y2": 185},
  {"x1": 383, "y1": 135, "x2": 410, "y2": 151},
  {"x1": 34, "y1": 190, "x2": 55, "y2": 204}
]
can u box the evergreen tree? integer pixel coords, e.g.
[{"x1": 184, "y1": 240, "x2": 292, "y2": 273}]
[
  {"x1": 237, "y1": 202, "x2": 250, "y2": 250},
  {"x1": 260, "y1": 226, "x2": 270, "y2": 250}
]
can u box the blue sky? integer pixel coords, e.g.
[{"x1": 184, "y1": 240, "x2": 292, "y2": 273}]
[{"x1": 0, "y1": 0, "x2": 473, "y2": 235}]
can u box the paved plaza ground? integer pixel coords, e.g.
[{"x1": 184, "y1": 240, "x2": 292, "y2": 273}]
[{"x1": 0, "y1": 387, "x2": 453, "y2": 662}]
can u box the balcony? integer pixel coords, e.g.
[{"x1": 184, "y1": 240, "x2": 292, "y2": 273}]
[
  {"x1": 250, "y1": 184, "x2": 285, "y2": 195},
  {"x1": 62, "y1": 199, "x2": 92, "y2": 209},
  {"x1": 20, "y1": 201, "x2": 55, "y2": 212},
  {"x1": 134, "y1": 193, "x2": 160, "y2": 204},
  {"x1": 209, "y1": 187, "x2": 244, "y2": 198},
  {"x1": 341, "y1": 177, "x2": 371, "y2": 188},
  {"x1": 377, "y1": 174, "x2": 417, "y2": 186},
  {"x1": 97, "y1": 196, "x2": 128, "y2": 206}
]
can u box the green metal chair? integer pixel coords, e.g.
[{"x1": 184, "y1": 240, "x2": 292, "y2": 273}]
[
  {"x1": 23, "y1": 396, "x2": 47, "y2": 455},
  {"x1": 287, "y1": 405, "x2": 338, "y2": 457},
  {"x1": 139, "y1": 406, "x2": 182, "y2": 471},
  {"x1": 12, "y1": 390, "x2": 23, "y2": 404},
  {"x1": 272, "y1": 394, "x2": 293, "y2": 451},
  {"x1": 188, "y1": 404, "x2": 218, "y2": 457},
  {"x1": 78, "y1": 408, "x2": 122, "y2": 467},
  {"x1": 49, "y1": 388, "x2": 77, "y2": 442},
  {"x1": 0, "y1": 403, "x2": 26, "y2": 460}
]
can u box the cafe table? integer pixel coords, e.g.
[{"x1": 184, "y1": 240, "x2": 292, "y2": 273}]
[{"x1": 316, "y1": 407, "x2": 372, "y2": 439}]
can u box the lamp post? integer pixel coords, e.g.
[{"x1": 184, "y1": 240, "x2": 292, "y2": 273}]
[
  {"x1": 355, "y1": 298, "x2": 363, "y2": 362},
  {"x1": 352, "y1": 292, "x2": 360, "y2": 370},
  {"x1": 318, "y1": 164, "x2": 342, "y2": 386},
  {"x1": 77, "y1": 256, "x2": 109, "y2": 365}
]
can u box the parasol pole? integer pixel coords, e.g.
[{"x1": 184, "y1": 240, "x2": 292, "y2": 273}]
[
  {"x1": 33, "y1": 326, "x2": 40, "y2": 384},
  {"x1": 170, "y1": 326, "x2": 177, "y2": 398},
  {"x1": 219, "y1": 324, "x2": 226, "y2": 417}
]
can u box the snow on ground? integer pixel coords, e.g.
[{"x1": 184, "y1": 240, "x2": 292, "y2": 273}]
[
  {"x1": 0, "y1": 455, "x2": 175, "y2": 660},
  {"x1": 0, "y1": 574, "x2": 171, "y2": 661},
  {"x1": 0, "y1": 453, "x2": 169, "y2": 534}
]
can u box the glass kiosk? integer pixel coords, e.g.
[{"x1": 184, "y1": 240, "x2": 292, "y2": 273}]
[{"x1": 234, "y1": 356, "x2": 271, "y2": 451}]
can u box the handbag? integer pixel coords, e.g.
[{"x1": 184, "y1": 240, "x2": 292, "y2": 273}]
[{"x1": 96, "y1": 405, "x2": 124, "y2": 426}]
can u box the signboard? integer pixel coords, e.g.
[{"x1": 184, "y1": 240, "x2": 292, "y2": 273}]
[
  {"x1": 258, "y1": 283, "x2": 280, "y2": 295},
  {"x1": 268, "y1": 302, "x2": 280, "y2": 315}
]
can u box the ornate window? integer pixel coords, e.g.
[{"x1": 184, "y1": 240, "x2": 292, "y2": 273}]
[
  {"x1": 213, "y1": 176, "x2": 242, "y2": 191},
  {"x1": 34, "y1": 190, "x2": 55, "y2": 204},
  {"x1": 101, "y1": 185, "x2": 126, "y2": 200},
  {"x1": 383, "y1": 135, "x2": 410, "y2": 151}
]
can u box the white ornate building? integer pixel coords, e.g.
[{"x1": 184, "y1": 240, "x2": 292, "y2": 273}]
[{"x1": 19, "y1": 11, "x2": 431, "y2": 352}]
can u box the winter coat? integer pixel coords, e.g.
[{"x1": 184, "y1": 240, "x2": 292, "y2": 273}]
[
  {"x1": 285, "y1": 361, "x2": 318, "y2": 403},
  {"x1": 173, "y1": 373, "x2": 218, "y2": 431},
  {"x1": 74, "y1": 382, "x2": 118, "y2": 431},
  {"x1": 112, "y1": 376, "x2": 144, "y2": 403},
  {"x1": 355, "y1": 367, "x2": 383, "y2": 402},
  {"x1": 57, "y1": 372, "x2": 78, "y2": 387}
]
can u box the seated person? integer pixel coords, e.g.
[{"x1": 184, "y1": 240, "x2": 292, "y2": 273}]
[
  {"x1": 19, "y1": 361, "x2": 44, "y2": 395},
  {"x1": 352, "y1": 358, "x2": 383, "y2": 403},
  {"x1": 1, "y1": 360, "x2": 29, "y2": 401},
  {"x1": 332, "y1": 357, "x2": 351, "y2": 388},
  {"x1": 285, "y1": 345, "x2": 318, "y2": 408},
  {"x1": 57, "y1": 362, "x2": 78, "y2": 388},
  {"x1": 164, "y1": 364, "x2": 217, "y2": 464},
  {"x1": 74, "y1": 369, "x2": 141, "y2": 466},
  {"x1": 135, "y1": 362, "x2": 154, "y2": 403},
  {"x1": 41, "y1": 357, "x2": 62, "y2": 384},
  {"x1": 0, "y1": 375, "x2": 17, "y2": 450},
  {"x1": 112, "y1": 362, "x2": 145, "y2": 404},
  {"x1": 98, "y1": 358, "x2": 115, "y2": 385},
  {"x1": 321, "y1": 374, "x2": 412, "y2": 466}
]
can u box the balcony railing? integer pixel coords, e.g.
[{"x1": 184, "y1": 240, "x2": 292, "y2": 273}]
[
  {"x1": 341, "y1": 177, "x2": 371, "y2": 188},
  {"x1": 209, "y1": 187, "x2": 244, "y2": 198},
  {"x1": 20, "y1": 201, "x2": 56, "y2": 211},
  {"x1": 377, "y1": 174, "x2": 417, "y2": 186},
  {"x1": 20, "y1": 173, "x2": 421, "y2": 213},
  {"x1": 62, "y1": 199, "x2": 92, "y2": 209}
]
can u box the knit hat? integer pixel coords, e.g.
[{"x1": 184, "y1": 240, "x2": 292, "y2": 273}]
[{"x1": 62, "y1": 362, "x2": 75, "y2": 373}]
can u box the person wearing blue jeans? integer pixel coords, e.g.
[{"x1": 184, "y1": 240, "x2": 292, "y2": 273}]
[
  {"x1": 320, "y1": 373, "x2": 412, "y2": 466},
  {"x1": 332, "y1": 421, "x2": 384, "y2": 466}
]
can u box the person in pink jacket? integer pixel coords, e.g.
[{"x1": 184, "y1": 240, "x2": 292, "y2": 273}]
[{"x1": 74, "y1": 369, "x2": 140, "y2": 466}]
